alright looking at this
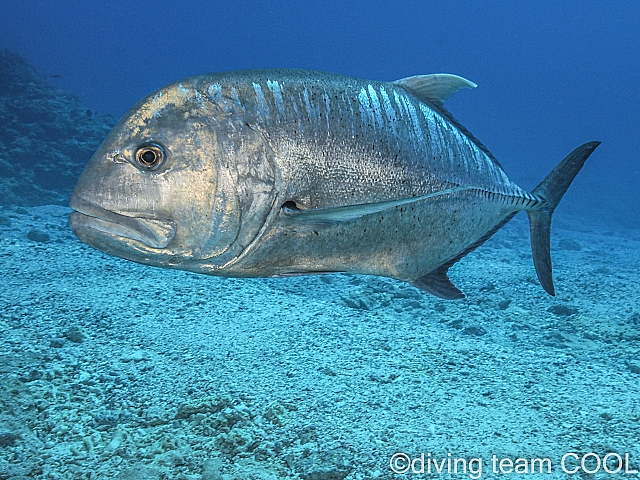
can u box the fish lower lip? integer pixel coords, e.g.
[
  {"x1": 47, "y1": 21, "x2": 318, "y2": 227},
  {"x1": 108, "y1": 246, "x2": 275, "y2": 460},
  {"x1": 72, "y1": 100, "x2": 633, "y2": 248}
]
[{"x1": 69, "y1": 194, "x2": 176, "y2": 249}]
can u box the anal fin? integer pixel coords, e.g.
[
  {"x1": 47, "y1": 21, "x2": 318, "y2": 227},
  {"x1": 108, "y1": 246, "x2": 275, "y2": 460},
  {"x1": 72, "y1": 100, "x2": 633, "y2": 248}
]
[
  {"x1": 411, "y1": 265, "x2": 465, "y2": 300},
  {"x1": 412, "y1": 211, "x2": 519, "y2": 300}
]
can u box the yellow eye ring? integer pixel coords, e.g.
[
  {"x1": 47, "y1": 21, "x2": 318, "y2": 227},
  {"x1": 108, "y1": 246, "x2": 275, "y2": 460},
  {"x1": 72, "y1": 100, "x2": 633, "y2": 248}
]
[{"x1": 135, "y1": 143, "x2": 165, "y2": 170}]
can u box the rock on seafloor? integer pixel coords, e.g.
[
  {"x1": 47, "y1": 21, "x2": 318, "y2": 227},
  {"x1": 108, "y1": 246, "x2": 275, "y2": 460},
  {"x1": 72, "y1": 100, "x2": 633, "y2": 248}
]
[{"x1": 0, "y1": 49, "x2": 114, "y2": 206}]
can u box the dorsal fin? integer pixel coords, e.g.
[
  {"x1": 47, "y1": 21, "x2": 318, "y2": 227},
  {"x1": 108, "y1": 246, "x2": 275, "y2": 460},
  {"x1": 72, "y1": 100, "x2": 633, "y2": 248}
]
[
  {"x1": 393, "y1": 74, "x2": 476, "y2": 108},
  {"x1": 394, "y1": 73, "x2": 502, "y2": 168}
]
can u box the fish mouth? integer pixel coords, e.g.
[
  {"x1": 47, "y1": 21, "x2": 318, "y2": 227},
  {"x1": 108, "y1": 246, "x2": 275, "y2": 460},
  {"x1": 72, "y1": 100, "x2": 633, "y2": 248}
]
[{"x1": 69, "y1": 194, "x2": 176, "y2": 249}]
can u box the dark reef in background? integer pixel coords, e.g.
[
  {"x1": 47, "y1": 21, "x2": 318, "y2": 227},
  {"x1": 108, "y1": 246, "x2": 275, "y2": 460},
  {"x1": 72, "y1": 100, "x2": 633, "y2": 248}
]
[{"x1": 0, "y1": 50, "x2": 114, "y2": 206}]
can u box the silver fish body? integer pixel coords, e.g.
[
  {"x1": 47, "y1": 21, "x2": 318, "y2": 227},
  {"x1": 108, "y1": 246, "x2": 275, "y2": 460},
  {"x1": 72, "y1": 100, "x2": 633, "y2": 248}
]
[{"x1": 69, "y1": 69, "x2": 599, "y2": 298}]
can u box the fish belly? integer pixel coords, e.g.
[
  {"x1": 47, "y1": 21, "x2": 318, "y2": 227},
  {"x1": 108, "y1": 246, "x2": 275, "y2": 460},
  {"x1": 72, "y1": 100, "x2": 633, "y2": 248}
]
[{"x1": 225, "y1": 188, "x2": 516, "y2": 281}]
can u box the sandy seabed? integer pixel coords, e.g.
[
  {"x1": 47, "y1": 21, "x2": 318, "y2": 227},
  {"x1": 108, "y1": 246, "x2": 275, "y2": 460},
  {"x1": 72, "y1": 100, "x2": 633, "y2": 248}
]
[{"x1": 1, "y1": 205, "x2": 639, "y2": 480}]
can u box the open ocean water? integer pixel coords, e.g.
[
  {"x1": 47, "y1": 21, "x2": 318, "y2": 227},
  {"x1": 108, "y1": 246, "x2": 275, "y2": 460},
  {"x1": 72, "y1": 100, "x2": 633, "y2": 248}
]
[{"x1": 1, "y1": 1, "x2": 639, "y2": 479}]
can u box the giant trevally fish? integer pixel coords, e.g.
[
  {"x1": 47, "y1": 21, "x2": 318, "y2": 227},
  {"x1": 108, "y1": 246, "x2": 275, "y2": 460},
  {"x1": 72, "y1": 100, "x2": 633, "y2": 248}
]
[{"x1": 69, "y1": 70, "x2": 599, "y2": 299}]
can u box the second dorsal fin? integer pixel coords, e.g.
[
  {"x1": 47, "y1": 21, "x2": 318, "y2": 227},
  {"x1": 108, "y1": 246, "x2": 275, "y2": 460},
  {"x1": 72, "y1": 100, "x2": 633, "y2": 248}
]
[
  {"x1": 393, "y1": 74, "x2": 476, "y2": 108},
  {"x1": 393, "y1": 73, "x2": 501, "y2": 167}
]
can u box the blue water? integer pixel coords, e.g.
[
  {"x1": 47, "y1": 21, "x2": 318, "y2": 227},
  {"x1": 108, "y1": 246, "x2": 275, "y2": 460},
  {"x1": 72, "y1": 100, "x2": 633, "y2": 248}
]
[
  {"x1": 1, "y1": 2, "x2": 639, "y2": 479},
  {"x1": 2, "y1": 0, "x2": 638, "y2": 226}
]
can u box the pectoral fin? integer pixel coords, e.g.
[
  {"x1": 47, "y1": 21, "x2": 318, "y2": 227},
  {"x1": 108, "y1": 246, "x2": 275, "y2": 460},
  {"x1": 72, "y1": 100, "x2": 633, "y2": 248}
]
[{"x1": 281, "y1": 186, "x2": 472, "y2": 225}]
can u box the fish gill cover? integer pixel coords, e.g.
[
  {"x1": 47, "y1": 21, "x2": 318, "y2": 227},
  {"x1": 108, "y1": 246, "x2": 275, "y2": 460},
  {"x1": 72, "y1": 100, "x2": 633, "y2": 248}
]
[{"x1": 0, "y1": 50, "x2": 114, "y2": 206}]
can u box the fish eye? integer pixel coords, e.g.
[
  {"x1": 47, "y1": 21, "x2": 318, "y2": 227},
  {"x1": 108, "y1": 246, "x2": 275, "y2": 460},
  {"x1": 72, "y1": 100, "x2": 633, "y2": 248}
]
[{"x1": 135, "y1": 143, "x2": 165, "y2": 170}]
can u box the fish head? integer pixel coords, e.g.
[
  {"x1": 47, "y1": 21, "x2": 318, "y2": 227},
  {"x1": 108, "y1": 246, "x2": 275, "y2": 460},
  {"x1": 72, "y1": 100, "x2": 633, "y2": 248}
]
[{"x1": 69, "y1": 79, "x2": 250, "y2": 272}]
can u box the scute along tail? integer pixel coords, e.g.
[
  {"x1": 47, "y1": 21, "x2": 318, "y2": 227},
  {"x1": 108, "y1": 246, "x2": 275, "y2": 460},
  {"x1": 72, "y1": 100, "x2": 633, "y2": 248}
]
[{"x1": 526, "y1": 141, "x2": 600, "y2": 296}]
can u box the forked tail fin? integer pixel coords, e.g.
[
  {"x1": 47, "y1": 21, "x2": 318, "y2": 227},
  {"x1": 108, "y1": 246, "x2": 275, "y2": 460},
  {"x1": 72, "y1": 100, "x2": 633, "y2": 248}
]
[{"x1": 526, "y1": 141, "x2": 600, "y2": 295}]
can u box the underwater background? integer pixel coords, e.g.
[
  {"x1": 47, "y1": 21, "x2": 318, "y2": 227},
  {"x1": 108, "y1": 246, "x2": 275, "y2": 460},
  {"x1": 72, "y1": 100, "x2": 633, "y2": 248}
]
[{"x1": 1, "y1": 1, "x2": 639, "y2": 479}]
